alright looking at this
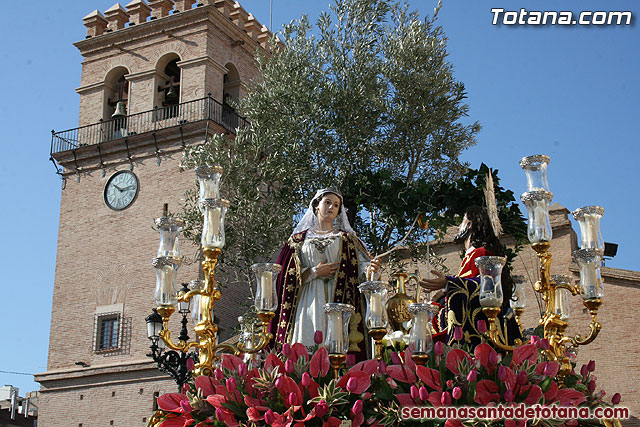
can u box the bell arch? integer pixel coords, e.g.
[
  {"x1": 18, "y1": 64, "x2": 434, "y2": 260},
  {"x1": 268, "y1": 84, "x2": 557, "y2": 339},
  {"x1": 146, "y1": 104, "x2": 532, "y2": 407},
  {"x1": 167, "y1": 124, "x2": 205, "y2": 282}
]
[
  {"x1": 103, "y1": 66, "x2": 129, "y2": 122},
  {"x1": 155, "y1": 53, "x2": 181, "y2": 119}
]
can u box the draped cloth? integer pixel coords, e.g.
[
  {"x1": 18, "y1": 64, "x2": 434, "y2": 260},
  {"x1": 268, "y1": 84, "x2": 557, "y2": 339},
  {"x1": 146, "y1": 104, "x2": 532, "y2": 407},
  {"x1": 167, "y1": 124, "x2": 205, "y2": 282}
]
[{"x1": 270, "y1": 229, "x2": 369, "y2": 361}]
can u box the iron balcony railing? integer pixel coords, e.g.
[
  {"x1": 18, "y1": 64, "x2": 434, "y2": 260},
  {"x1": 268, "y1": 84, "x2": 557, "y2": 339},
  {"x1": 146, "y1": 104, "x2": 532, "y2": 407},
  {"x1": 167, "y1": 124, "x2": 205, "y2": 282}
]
[{"x1": 51, "y1": 95, "x2": 248, "y2": 155}]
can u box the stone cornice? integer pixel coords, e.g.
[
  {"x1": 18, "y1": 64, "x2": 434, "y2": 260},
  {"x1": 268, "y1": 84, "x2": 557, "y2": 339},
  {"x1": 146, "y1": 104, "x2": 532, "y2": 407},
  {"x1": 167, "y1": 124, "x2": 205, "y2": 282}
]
[
  {"x1": 75, "y1": 81, "x2": 105, "y2": 95},
  {"x1": 177, "y1": 55, "x2": 227, "y2": 74},
  {"x1": 125, "y1": 69, "x2": 160, "y2": 81},
  {"x1": 34, "y1": 359, "x2": 155, "y2": 383}
]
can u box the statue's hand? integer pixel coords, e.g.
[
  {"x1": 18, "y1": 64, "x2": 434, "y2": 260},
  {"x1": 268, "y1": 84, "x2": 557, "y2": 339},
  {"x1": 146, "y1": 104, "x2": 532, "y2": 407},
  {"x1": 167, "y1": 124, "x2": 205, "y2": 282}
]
[
  {"x1": 316, "y1": 261, "x2": 339, "y2": 277},
  {"x1": 365, "y1": 257, "x2": 381, "y2": 279},
  {"x1": 419, "y1": 270, "x2": 447, "y2": 291}
]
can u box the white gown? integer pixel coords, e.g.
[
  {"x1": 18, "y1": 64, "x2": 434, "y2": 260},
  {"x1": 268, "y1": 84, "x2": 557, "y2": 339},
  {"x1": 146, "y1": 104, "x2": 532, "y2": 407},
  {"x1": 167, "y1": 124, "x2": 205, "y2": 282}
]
[{"x1": 290, "y1": 229, "x2": 368, "y2": 347}]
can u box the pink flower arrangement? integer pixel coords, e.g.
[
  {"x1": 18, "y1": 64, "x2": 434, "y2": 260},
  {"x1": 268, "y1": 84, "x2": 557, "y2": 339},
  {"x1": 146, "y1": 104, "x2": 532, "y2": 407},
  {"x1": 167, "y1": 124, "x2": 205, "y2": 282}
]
[{"x1": 152, "y1": 332, "x2": 621, "y2": 427}]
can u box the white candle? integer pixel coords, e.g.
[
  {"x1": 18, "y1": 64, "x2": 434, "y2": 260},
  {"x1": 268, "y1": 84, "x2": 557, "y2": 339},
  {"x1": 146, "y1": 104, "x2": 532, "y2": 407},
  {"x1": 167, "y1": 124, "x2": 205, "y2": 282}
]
[
  {"x1": 581, "y1": 265, "x2": 597, "y2": 299},
  {"x1": 583, "y1": 216, "x2": 596, "y2": 248},
  {"x1": 261, "y1": 271, "x2": 273, "y2": 308},
  {"x1": 210, "y1": 207, "x2": 221, "y2": 236},
  {"x1": 370, "y1": 293, "x2": 382, "y2": 318}
]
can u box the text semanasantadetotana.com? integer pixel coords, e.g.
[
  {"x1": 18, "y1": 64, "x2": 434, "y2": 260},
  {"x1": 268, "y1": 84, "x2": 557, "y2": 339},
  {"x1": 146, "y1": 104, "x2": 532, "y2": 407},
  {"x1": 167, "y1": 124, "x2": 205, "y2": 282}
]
[{"x1": 400, "y1": 404, "x2": 630, "y2": 421}]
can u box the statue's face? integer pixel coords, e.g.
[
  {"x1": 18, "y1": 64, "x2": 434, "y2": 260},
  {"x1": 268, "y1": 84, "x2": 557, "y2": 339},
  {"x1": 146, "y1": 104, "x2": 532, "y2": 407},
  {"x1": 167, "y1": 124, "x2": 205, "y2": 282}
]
[{"x1": 316, "y1": 193, "x2": 341, "y2": 224}]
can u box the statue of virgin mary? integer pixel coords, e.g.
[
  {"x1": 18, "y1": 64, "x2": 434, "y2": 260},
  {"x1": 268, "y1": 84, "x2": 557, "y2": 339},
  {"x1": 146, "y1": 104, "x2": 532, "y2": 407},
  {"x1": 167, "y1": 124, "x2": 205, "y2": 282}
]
[{"x1": 269, "y1": 189, "x2": 379, "y2": 359}]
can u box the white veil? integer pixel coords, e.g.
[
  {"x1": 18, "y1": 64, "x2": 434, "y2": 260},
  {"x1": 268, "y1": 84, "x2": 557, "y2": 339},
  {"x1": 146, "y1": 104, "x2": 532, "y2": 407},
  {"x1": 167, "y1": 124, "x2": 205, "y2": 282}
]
[{"x1": 292, "y1": 188, "x2": 355, "y2": 236}]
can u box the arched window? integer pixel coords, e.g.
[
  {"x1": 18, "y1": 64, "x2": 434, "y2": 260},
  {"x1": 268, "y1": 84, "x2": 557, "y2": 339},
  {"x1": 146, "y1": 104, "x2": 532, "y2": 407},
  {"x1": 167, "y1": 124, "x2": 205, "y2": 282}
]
[
  {"x1": 222, "y1": 63, "x2": 240, "y2": 130},
  {"x1": 104, "y1": 67, "x2": 129, "y2": 139},
  {"x1": 156, "y1": 57, "x2": 181, "y2": 120},
  {"x1": 104, "y1": 67, "x2": 129, "y2": 121}
]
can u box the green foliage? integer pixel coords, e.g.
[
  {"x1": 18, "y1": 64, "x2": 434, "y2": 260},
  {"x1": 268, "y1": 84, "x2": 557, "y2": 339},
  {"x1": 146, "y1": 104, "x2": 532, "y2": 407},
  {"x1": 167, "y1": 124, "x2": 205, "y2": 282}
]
[{"x1": 181, "y1": 0, "x2": 527, "y2": 288}]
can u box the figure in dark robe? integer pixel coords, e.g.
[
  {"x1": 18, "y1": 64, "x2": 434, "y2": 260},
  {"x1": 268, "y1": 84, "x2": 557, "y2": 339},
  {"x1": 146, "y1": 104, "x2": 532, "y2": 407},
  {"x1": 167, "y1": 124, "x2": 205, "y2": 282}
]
[{"x1": 421, "y1": 206, "x2": 522, "y2": 348}]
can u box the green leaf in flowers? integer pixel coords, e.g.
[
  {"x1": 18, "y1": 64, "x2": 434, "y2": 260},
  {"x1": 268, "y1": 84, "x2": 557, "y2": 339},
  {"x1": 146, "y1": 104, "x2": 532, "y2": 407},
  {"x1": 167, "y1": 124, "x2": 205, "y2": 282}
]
[
  {"x1": 309, "y1": 379, "x2": 350, "y2": 407},
  {"x1": 371, "y1": 376, "x2": 395, "y2": 401},
  {"x1": 539, "y1": 376, "x2": 553, "y2": 393},
  {"x1": 563, "y1": 374, "x2": 578, "y2": 388}
]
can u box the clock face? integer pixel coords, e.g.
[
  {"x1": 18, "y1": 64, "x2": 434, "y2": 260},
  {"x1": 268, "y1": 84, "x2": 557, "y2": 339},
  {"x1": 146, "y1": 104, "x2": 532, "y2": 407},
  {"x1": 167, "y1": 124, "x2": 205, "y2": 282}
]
[{"x1": 104, "y1": 171, "x2": 139, "y2": 211}]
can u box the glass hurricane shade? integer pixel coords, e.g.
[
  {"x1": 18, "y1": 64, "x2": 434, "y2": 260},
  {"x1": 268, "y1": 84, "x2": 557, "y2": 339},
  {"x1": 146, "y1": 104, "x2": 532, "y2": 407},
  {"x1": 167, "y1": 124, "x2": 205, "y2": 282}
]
[
  {"x1": 407, "y1": 303, "x2": 438, "y2": 354},
  {"x1": 153, "y1": 257, "x2": 182, "y2": 306},
  {"x1": 475, "y1": 256, "x2": 506, "y2": 308},
  {"x1": 189, "y1": 280, "x2": 208, "y2": 324},
  {"x1": 520, "y1": 155, "x2": 551, "y2": 192},
  {"x1": 358, "y1": 281, "x2": 389, "y2": 329},
  {"x1": 251, "y1": 263, "x2": 282, "y2": 312},
  {"x1": 145, "y1": 309, "x2": 163, "y2": 339},
  {"x1": 572, "y1": 206, "x2": 605, "y2": 251},
  {"x1": 324, "y1": 303, "x2": 355, "y2": 355},
  {"x1": 521, "y1": 190, "x2": 553, "y2": 243},
  {"x1": 552, "y1": 275, "x2": 573, "y2": 321},
  {"x1": 155, "y1": 217, "x2": 184, "y2": 257},
  {"x1": 195, "y1": 166, "x2": 223, "y2": 205},
  {"x1": 200, "y1": 199, "x2": 229, "y2": 249},
  {"x1": 573, "y1": 249, "x2": 604, "y2": 301}
]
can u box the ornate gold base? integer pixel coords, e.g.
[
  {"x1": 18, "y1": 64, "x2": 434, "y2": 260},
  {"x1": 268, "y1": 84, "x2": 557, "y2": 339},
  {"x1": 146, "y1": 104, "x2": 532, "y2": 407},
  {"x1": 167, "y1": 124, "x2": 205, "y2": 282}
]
[
  {"x1": 329, "y1": 353, "x2": 346, "y2": 379},
  {"x1": 411, "y1": 353, "x2": 429, "y2": 365},
  {"x1": 369, "y1": 328, "x2": 387, "y2": 360}
]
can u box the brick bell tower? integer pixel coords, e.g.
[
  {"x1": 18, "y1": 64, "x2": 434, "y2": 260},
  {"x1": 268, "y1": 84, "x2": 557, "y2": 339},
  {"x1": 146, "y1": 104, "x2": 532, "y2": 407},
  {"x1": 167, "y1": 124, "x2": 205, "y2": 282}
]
[{"x1": 36, "y1": 1, "x2": 273, "y2": 425}]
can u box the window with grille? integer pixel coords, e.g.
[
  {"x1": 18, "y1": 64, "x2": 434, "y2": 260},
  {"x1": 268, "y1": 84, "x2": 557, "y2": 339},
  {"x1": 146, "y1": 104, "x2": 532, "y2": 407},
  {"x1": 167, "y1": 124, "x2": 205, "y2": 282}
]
[{"x1": 94, "y1": 312, "x2": 122, "y2": 352}]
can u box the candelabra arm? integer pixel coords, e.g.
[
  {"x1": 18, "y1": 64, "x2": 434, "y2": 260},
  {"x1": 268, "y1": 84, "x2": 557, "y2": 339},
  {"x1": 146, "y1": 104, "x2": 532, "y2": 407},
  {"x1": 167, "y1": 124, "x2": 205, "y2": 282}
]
[
  {"x1": 211, "y1": 342, "x2": 242, "y2": 356},
  {"x1": 554, "y1": 282, "x2": 580, "y2": 296},
  {"x1": 532, "y1": 242, "x2": 552, "y2": 297},
  {"x1": 157, "y1": 306, "x2": 199, "y2": 353},
  {"x1": 561, "y1": 299, "x2": 602, "y2": 347},
  {"x1": 482, "y1": 307, "x2": 523, "y2": 352}
]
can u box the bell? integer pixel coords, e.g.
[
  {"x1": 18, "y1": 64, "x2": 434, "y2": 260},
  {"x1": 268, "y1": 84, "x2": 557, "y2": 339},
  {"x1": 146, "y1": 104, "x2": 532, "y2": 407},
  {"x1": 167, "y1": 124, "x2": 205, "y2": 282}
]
[
  {"x1": 112, "y1": 101, "x2": 127, "y2": 119},
  {"x1": 165, "y1": 85, "x2": 179, "y2": 103}
]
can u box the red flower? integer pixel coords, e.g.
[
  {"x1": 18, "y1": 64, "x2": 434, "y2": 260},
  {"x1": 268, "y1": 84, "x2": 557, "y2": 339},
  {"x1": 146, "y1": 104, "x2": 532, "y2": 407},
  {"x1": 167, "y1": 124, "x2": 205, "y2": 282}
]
[
  {"x1": 511, "y1": 343, "x2": 538, "y2": 366},
  {"x1": 467, "y1": 369, "x2": 477, "y2": 382},
  {"x1": 309, "y1": 347, "x2": 330, "y2": 378},
  {"x1": 555, "y1": 388, "x2": 587, "y2": 406},
  {"x1": 337, "y1": 370, "x2": 371, "y2": 394},
  {"x1": 476, "y1": 319, "x2": 488, "y2": 334},
  {"x1": 387, "y1": 363, "x2": 417, "y2": 384},
  {"x1": 474, "y1": 343, "x2": 498, "y2": 372},
  {"x1": 544, "y1": 381, "x2": 558, "y2": 402},
  {"x1": 350, "y1": 359, "x2": 379, "y2": 375},
  {"x1": 157, "y1": 393, "x2": 188, "y2": 413},
  {"x1": 315, "y1": 400, "x2": 329, "y2": 417},
  {"x1": 452, "y1": 386, "x2": 462, "y2": 400},
  {"x1": 434, "y1": 341, "x2": 444, "y2": 357},
  {"x1": 221, "y1": 354, "x2": 244, "y2": 371},
  {"x1": 285, "y1": 359, "x2": 295, "y2": 373},
  {"x1": 587, "y1": 360, "x2": 596, "y2": 372},
  {"x1": 612, "y1": 393, "x2": 622, "y2": 405},
  {"x1": 446, "y1": 349, "x2": 472, "y2": 375},
  {"x1": 290, "y1": 343, "x2": 309, "y2": 362},
  {"x1": 519, "y1": 384, "x2": 543, "y2": 405},
  {"x1": 474, "y1": 380, "x2": 500, "y2": 405},
  {"x1": 416, "y1": 365, "x2": 442, "y2": 391},
  {"x1": 453, "y1": 326, "x2": 463, "y2": 341},
  {"x1": 265, "y1": 353, "x2": 284, "y2": 373},
  {"x1": 314, "y1": 330, "x2": 323, "y2": 344}
]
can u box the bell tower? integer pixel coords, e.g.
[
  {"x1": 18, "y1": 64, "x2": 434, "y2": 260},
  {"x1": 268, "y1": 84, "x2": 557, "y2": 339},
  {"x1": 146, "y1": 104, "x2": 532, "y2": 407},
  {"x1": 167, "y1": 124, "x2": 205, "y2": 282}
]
[{"x1": 36, "y1": 1, "x2": 273, "y2": 425}]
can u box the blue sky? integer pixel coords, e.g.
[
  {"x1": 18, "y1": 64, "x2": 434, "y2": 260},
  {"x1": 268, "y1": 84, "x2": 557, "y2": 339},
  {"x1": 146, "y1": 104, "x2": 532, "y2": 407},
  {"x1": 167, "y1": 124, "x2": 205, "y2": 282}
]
[{"x1": 0, "y1": 0, "x2": 637, "y2": 395}]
